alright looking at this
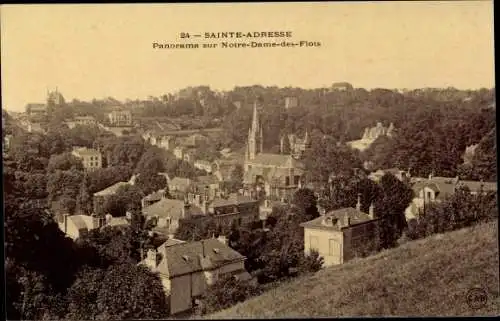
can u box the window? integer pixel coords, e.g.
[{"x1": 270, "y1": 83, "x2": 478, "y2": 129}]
[
  {"x1": 426, "y1": 191, "x2": 432, "y2": 201},
  {"x1": 285, "y1": 177, "x2": 290, "y2": 186},
  {"x1": 294, "y1": 176, "x2": 300, "y2": 185},
  {"x1": 310, "y1": 236, "x2": 319, "y2": 250},
  {"x1": 329, "y1": 239, "x2": 340, "y2": 256}
]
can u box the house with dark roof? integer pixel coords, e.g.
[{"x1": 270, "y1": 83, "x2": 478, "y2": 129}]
[
  {"x1": 142, "y1": 196, "x2": 204, "y2": 235},
  {"x1": 404, "y1": 175, "x2": 497, "y2": 221},
  {"x1": 185, "y1": 192, "x2": 261, "y2": 230},
  {"x1": 300, "y1": 196, "x2": 381, "y2": 267},
  {"x1": 139, "y1": 237, "x2": 251, "y2": 315}
]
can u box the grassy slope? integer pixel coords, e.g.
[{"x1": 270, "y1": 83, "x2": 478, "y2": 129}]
[{"x1": 209, "y1": 221, "x2": 499, "y2": 318}]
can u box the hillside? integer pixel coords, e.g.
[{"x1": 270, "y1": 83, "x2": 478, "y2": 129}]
[{"x1": 208, "y1": 221, "x2": 499, "y2": 318}]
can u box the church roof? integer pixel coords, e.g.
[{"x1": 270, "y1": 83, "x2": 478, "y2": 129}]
[{"x1": 247, "y1": 153, "x2": 295, "y2": 167}]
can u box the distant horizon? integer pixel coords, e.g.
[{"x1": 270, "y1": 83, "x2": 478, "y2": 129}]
[
  {"x1": 2, "y1": 2, "x2": 494, "y2": 112},
  {"x1": 3, "y1": 83, "x2": 496, "y2": 113}
]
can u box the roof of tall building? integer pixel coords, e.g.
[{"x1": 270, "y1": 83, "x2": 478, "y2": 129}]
[{"x1": 141, "y1": 238, "x2": 246, "y2": 278}]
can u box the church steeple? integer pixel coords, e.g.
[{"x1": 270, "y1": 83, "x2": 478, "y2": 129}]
[{"x1": 248, "y1": 100, "x2": 260, "y2": 160}]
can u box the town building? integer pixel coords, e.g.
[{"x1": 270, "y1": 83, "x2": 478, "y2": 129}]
[
  {"x1": 47, "y1": 88, "x2": 65, "y2": 106},
  {"x1": 139, "y1": 237, "x2": 251, "y2": 315},
  {"x1": 192, "y1": 175, "x2": 221, "y2": 200},
  {"x1": 191, "y1": 193, "x2": 261, "y2": 229},
  {"x1": 368, "y1": 168, "x2": 411, "y2": 183},
  {"x1": 194, "y1": 160, "x2": 214, "y2": 173},
  {"x1": 71, "y1": 147, "x2": 102, "y2": 171},
  {"x1": 141, "y1": 189, "x2": 168, "y2": 208},
  {"x1": 169, "y1": 177, "x2": 194, "y2": 199},
  {"x1": 57, "y1": 213, "x2": 129, "y2": 240},
  {"x1": 142, "y1": 196, "x2": 204, "y2": 236},
  {"x1": 25, "y1": 103, "x2": 47, "y2": 117},
  {"x1": 66, "y1": 116, "x2": 97, "y2": 129},
  {"x1": 57, "y1": 214, "x2": 105, "y2": 240},
  {"x1": 243, "y1": 102, "x2": 306, "y2": 202},
  {"x1": 284, "y1": 96, "x2": 299, "y2": 109},
  {"x1": 93, "y1": 181, "x2": 130, "y2": 213},
  {"x1": 282, "y1": 132, "x2": 311, "y2": 159},
  {"x1": 300, "y1": 197, "x2": 381, "y2": 267},
  {"x1": 347, "y1": 122, "x2": 395, "y2": 152},
  {"x1": 108, "y1": 110, "x2": 132, "y2": 126},
  {"x1": 404, "y1": 176, "x2": 497, "y2": 221}
]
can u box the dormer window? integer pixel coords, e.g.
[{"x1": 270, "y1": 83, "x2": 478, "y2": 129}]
[
  {"x1": 213, "y1": 248, "x2": 220, "y2": 253},
  {"x1": 182, "y1": 255, "x2": 189, "y2": 261}
]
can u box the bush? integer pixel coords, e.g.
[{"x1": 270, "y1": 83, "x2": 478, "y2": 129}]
[
  {"x1": 201, "y1": 276, "x2": 262, "y2": 315},
  {"x1": 406, "y1": 187, "x2": 497, "y2": 240}
]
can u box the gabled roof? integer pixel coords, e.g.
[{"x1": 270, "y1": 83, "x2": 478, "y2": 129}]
[
  {"x1": 211, "y1": 193, "x2": 257, "y2": 208},
  {"x1": 412, "y1": 177, "x2": 458, "y2": 200},
  {"x1": 169, "y1": 177, "x2": 193, "y2": 190},
  {"x1": 144, "y1": 238, "x2": 246, "y2": 278},
  {"x1": 72, "y1": 147, "x2": 101, "y2": 156},
  {"x1": 248, "y1": 153, "x2": 298, "y2": 167},
  {"x1": 457, "y1": 180, "x2": 497, "y2": 193},
  {"x1": 195, "y1": 175, "x2": 219, "y2": 186},
  {"x1": 94, "y1": 182, "x2": 129, "y2": 197},
  {"x1": 300, "y1": 207, "x2": 377, "y2": 231},
  {"x1": 142, "y1": 198, "x2": 203, "y2": 219}
]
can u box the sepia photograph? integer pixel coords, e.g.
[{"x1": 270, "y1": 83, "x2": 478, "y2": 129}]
[{"x1": 1, "y1": 1, "x2": 497, "y2": 319}]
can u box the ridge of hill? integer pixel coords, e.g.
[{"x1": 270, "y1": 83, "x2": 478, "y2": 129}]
[{"x1": 208, "y1": 221, "x2": 499, "y2": 318}]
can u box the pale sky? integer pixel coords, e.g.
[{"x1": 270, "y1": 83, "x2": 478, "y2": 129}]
[{"x1": 1, "y1": 2, "x2": 495, "y2": 112}]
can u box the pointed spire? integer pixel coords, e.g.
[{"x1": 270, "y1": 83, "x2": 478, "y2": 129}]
[
  {"x1": 356, "y1": 193, "x2": 361, "y2": 211},
  {"x1": 304, "y1": 129, "x2": 310, "y2": 143},
  {"x1": 252, "y1": 100, "x2": 259, "y2": 131},
  {"x1": 368, "y1": 202, "x2": 375, "y2": 219},
  {"x1": 259, "y1": 124, "x2": 264, "y2": 153}
]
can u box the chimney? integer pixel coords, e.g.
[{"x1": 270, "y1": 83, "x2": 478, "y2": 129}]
[
  {"x1": 356, "y1": 193, "x2": 361, "y2": 212},
  {"x1": 337, "y1": 214, "x2": 350, "y2": 228},
  {"x1": 368, "y1": 203, "x2": 375, "y2": 219},
  {"x1": 428, "y1": 172, "x2": 433, "y2": 180},
  {"x1": 217, "y1": 235, "x2": 227, "y2": 245},
  {"x1": 280, "y1": 136, "x2": 284, "y2": 154},
  {"x1": 63, "y1": 214, "x2": 69, "y2": 233},
  {"x1": 105, "y1": 214, "x2": 113, "y2": 226},
  {"x1": 317, "y1": 205, "x2": 326, "y2": 216},
  {"x1": 146, "y1": 249, "x2": 160, "y2": 268}
]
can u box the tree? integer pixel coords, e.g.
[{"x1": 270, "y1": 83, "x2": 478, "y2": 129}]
[
  {"x1": 134, "y1": 171, "x2": 168, "y2": 196},
  {"x1": 135, "y1": 146, "x2": 167, "y2": 175},
  {"x1": 77, "y1": 173, "x2": 93, "y2": 215},
  {"x1": 65, "y1": 264, "x2": 169, "y2": 320},
  {"x1": 374, "y1": 173, "x2": 414, "y2": 249},
  {"x1": 201, "y1": 276, "x2": 262, "y2": 315},
  {"x1": 291, "y1": 188, "x2": 319, "y2": 221},
  {"x1": 407, "y1": 186, "x2": 497, "y2": 240}
]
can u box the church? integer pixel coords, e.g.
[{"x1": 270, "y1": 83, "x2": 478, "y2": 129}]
[{"x1": 243, "y1": 103, "x2": 310, "y2": 202}]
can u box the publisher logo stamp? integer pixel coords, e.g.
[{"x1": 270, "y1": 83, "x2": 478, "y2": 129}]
[{"x1": 466, "y1": 287, "x2": 488, "y2": 310}]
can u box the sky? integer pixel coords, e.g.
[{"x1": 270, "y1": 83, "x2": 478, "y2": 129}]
[{"x1": 1, "y1": 1, "x2": 495, "y2": 112}]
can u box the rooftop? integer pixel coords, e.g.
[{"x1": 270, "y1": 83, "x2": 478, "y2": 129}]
[
  {"x1": 142, "y1": 198, "x2": 203, "y2": 219},
  {"x1": 300, "y1": 207, "x2": 377, "y2": 231},
  {"x1": 72, "y1": 147, "x2": 101, "y2": 156},
  {"x1": 211, "y1": 193, "x2": 257, "y2": 208},
  {"x1": 142, "y1": 238, "x2": 246, "y2": 278},
  {"x1": 94, "y1": 182, "x2": 129, "y2": 197}
]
